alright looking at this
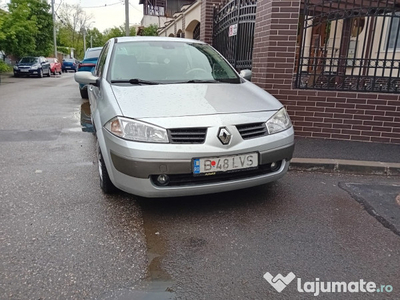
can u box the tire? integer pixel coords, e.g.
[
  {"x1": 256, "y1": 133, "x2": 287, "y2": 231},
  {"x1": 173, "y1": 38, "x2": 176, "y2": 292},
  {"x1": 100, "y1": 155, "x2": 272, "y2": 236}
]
[
  {"x1": 38, "y1": 69, "x2": 43, "y2": 78},
  {"x1": 80, "y1": 87, "x2": 89, "y2": 99},
  {"x1": 14, "y1": 73, "x2": 19, "y2": 78},
  {"x1": 47, "y1": 68, "x2": 51, "y2": 77},
  {"x1": 97, "y1": 140, "x2": 116, "y2": 194}
]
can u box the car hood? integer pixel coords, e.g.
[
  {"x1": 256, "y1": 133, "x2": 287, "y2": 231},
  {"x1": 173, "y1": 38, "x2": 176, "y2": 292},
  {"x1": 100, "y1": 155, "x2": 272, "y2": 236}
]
[
  {"x1": 17, "y1": 63, "x2": 36, "y2": 67},
  {"x1": 111, "y1": 82, "x2": 282, "y2": 118}
]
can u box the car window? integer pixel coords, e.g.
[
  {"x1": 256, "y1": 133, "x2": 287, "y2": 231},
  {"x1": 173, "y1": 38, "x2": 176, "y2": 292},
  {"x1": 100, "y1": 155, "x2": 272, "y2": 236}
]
[
  {"x1": 85, "y1": 48, "x2": 102, "y2": 59},
  {"x1": 20, "y1": 57, "x2": 38, "y2": 64},
  {"x1": 109, "y1": 41, "x2": 240, "y2": 83},
  {"x1": 95, "y1": 44, "x2": 109, "y2": 77}
]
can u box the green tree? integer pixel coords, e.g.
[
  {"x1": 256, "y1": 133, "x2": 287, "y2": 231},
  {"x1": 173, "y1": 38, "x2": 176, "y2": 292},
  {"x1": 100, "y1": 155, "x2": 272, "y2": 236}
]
[
  {"x1": 86, "y1": 28, "x2": 104, "y2": 48},
  {"x1": 102, "y1": 25, "x2": 136, "y2": 43},
  {"x1": 0, "y1": 0, "x2": 52, "y2": 59},
  {"x1": 56, "y1": 3, "x2": 94, "y2": 59},
  {"x1": 141, "y1": 24, "x2": 158, "y2": 36}
]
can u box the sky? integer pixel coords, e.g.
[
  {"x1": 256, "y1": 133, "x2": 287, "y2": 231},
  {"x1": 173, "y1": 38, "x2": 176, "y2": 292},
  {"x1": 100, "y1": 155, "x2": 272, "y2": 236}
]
[{"x1": 0, "y1": 0, "x2": 144, "y2": 32}]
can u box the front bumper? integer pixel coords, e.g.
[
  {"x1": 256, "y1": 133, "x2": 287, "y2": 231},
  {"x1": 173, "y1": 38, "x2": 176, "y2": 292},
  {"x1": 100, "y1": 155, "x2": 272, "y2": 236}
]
[
  {"x1": 100, "y1": 126, "x2": 295, "y2": 198},
  {"x1": 14, "y1": 69, "x2": 40, "y2": 76}
]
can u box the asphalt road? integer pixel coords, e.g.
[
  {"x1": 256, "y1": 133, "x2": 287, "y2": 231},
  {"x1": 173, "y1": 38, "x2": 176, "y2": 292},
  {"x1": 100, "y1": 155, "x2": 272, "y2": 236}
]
[{"x1": 0, "y1": 73, "x2": 399, "y2": 300}]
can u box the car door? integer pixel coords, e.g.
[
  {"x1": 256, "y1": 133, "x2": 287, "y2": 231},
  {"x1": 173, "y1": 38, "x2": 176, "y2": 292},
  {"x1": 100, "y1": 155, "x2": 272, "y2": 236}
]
[{"x1": 40, "y1": 57, "x2": 50, "y2": 74}]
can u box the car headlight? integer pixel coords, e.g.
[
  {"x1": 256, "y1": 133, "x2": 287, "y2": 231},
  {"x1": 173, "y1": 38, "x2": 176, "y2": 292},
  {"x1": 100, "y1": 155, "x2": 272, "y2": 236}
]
[
  {"x1": 13, "y1": 66, "x2": 18, "y2": 70},
  {"x1": 105, "y1": 117, "x2": 169, "y2": 143},
  {"x1": 266, "y1": 107, "x2": 292, "y2": 134},
  {"x1": 31, "y1": 64, "x2": 40, "y2": 70}
]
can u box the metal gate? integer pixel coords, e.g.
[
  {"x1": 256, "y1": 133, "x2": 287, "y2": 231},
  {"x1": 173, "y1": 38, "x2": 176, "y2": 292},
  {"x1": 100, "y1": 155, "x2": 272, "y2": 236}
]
[
  {"x1": 295, "y1": 0, "x2": 400, "y2": 93},
  {"x1": 213, "y1": 0, "x2": 257, "y2": 70}
]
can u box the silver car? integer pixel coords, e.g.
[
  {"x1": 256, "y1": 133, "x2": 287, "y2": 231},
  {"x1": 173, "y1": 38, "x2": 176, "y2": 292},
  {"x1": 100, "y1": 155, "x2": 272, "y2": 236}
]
[{"x1": 75, "y1": 37, "x2": 294, "y2": 198}]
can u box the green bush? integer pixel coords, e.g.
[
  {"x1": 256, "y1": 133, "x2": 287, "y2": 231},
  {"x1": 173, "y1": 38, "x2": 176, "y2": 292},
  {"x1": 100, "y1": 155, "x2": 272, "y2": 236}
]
[{"x1": 0, "y1": 60, "x2": 12, "y2": 73}]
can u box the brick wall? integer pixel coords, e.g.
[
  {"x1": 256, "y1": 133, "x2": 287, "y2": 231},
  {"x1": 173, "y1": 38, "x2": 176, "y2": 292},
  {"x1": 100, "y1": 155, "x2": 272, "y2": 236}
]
[
  {"x1": 252, "y1": 0, "x2": 400, "y2": 144},
  {"x1": 201, "y1": 0, "x2": 220, "y2": 44}
]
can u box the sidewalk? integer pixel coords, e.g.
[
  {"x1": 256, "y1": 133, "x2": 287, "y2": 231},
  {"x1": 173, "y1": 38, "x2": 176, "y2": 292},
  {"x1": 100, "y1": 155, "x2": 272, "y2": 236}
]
[
  {"x1": 0, "y1": 72, "x2": 14, "y2": 84},
  {"x1": 291, "y1": 137, "x2": 400, "y2": 176}
]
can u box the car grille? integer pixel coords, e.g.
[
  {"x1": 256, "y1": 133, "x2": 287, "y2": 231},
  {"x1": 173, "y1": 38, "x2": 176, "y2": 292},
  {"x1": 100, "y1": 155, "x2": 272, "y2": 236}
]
[
  {"x1": 150, "y1": 161, "x2": 282, "y2": 187},
  {"x1": 236, "y1": 122, "x2": 268, "y2": 139},
  {"x1": 168, "y1": 128, "x2": 207, "y2": 144}
]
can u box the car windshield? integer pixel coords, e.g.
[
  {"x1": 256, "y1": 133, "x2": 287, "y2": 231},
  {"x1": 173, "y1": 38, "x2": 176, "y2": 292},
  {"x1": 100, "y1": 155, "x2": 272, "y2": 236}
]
[
  {"x1": 85, "y1": 49, "x2": 102, "y2": 59},
  {"x1": 64, "y1": 59, "x2": 75, "y2": 62},
  {"x1": 109, "y1": 41, "x2": 240, "y2": 84},
  {"x1": 20, "y1": 57, "x2": 38, "y2": 64}
]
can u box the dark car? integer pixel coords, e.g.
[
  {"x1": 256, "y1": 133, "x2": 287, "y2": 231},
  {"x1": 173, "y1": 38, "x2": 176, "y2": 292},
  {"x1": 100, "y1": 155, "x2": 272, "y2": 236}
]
[
  {"x1": 13, "y1": 56, "x2": 51, "y2": 78},
  {"x1": 77, "y1": 47, "x2": 103, "y2": 98},
  {"x1": 62, "y1": 58, "x2": 78, "y2": 72}
]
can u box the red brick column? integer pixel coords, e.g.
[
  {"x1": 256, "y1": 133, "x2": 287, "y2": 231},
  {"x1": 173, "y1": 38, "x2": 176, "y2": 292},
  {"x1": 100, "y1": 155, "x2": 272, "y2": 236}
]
[
  {"x1": 200, "y1": 0, "x2": 220, "y2": 44},
  {"x1": 252, "y1": 0, "x2": 300, "y2": 90}
]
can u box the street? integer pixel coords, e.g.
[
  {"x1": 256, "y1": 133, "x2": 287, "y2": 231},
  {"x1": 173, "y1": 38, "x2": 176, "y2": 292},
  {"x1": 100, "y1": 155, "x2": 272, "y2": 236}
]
[{"x1": 0, "y1": 73, "x2": 399, "y2": 300}]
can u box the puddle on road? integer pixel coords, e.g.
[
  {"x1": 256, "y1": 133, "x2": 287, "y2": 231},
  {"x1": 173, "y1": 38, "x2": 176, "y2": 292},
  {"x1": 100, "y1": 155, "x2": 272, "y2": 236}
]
[
  {"x1": 80, "y1": 101, "x2": 94, "y2": 133},
  {"x1": 79, "y1": 100, "x2": 175, "y2": 298},
  {"x1": 98, "y1": 210, "x2": 176, "y2": 300},
  {"x1": 137, "y1": 209, "x2": 176, "y2": 299}
]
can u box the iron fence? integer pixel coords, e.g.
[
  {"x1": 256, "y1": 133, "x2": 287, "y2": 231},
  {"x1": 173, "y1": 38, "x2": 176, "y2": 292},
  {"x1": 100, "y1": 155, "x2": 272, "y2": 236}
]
[
  {"x1": 295, "y1": 0, "x2": 400, "y2": 93},
  {"x1": 213, "y1": 0, "x2": 257, "y2": 70}
]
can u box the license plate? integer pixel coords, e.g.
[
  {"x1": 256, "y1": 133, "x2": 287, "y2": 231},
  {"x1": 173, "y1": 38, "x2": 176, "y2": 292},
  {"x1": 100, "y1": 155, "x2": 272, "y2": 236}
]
[
  {"x1": 20, "y1": 69, "x2": 29, "y2": 72},
  {"x1": 193, "y1": 152, "x2": 258, "y2": 175}
]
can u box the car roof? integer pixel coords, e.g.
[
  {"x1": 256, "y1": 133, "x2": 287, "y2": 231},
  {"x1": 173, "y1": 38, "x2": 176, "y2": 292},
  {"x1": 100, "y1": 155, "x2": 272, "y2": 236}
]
[
  {"x1": 113, "y1": 36, "x2": 206, "y2": 45},
  {"x1": 86, "y1": 47, "x2": 103, "y2": 52}
]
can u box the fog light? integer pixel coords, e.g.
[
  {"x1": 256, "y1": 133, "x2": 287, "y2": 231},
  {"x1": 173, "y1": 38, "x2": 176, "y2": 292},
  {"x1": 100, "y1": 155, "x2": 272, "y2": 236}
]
[
  {"x1": 157, "y1": 174, "x2": 169, "y2": 185},
  {"x1": 270, "y1": 162, "x2": 279, "y2": 171}
]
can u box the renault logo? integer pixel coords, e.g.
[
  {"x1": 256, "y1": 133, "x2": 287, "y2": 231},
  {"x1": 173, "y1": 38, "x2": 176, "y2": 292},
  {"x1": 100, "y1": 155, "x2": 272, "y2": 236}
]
[{"x1": 218, "y1": 127, "x2": 231, "y2": 145}]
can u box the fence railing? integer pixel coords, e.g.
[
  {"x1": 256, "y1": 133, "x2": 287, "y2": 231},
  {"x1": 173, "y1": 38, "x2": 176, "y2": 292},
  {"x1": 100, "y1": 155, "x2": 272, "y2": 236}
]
[
  {"x1": 213, "y1": 0, "x2": 257, "y2": 70},
  {"x1": 295, "y1": 0, "x2": 400, "y2": 93}
]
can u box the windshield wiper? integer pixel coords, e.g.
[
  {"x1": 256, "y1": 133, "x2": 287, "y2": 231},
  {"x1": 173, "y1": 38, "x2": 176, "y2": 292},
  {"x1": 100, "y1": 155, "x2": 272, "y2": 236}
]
[
  {"x1": 185, "y1": 79, "x2": 220, "y2": 83},
  {"x1": 111, "y1": 79, "x2": 159, "y2": 85},
  {"x1": 181, "y1": 79, "x2": 241, "y2": 84}
]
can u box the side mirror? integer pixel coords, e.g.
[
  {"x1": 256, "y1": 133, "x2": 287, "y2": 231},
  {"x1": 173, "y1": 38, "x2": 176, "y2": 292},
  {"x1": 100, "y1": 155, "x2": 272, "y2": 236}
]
[
  {"x1": 239, "y1": 69, "x2": 252, "y2": 81},
  {"x1": 75, "y1": 71, "x2": 99, "y2": 87}
]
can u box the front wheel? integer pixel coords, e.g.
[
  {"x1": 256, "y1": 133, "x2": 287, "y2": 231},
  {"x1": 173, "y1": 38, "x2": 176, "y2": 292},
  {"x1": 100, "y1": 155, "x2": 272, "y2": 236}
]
[
  {"x1": 38, "y1": 69, "x2": 43, "y2": 78},
  {"x1": 97, "y1": 140, "x2": 116, "y2": 194}
]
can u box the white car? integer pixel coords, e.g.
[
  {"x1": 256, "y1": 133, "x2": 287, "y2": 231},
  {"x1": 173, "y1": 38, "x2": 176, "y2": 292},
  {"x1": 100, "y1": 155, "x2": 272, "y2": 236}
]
[{"x1": 75, "y1": 36, "x2": 294, "y2": 198}]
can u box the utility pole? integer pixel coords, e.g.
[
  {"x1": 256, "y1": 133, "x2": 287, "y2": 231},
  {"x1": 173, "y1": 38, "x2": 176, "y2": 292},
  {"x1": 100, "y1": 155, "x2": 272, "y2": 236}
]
[
  {"x1": 83, "y1": 29, "x2": 87, "y2": 52},
  {"x1": 51, "y1": 0, "x2": 57, "y2": 58},
  {"x1": 125, "y1": 0, "x2": 129, "y2": 36}
]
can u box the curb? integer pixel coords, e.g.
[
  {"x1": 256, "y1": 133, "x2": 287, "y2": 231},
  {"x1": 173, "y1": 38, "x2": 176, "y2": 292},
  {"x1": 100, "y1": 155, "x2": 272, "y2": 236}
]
[{"x1": 290, "y1": 158, "x2": 400, "y2": 176}]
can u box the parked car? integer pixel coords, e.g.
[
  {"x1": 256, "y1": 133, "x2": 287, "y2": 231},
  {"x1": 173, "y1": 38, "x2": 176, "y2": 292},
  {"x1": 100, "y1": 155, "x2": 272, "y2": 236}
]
[
  {"x1": 77, "y1": 47, "x2": 103, "y2": 99},
  {"x1": 62, "y1": 58, "x2": 78, "y2": 72},
  {"x1": 13, "y1": 56, "x2": 51, "y2": 78},
  {"x1": 74, "y1": 37, "x2": 294, "y2": 198},
  {"x1": 46, "y1": 57, "x2": 62, "y2": 75}
]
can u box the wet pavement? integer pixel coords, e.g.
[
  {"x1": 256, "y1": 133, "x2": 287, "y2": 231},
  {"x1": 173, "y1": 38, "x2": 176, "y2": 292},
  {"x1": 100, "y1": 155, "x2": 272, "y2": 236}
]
[{"x1": 1, "y1": 73, "x2": 400, "y2": 299}]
